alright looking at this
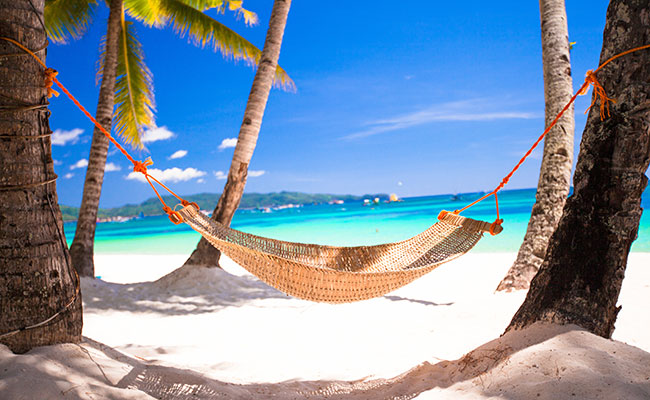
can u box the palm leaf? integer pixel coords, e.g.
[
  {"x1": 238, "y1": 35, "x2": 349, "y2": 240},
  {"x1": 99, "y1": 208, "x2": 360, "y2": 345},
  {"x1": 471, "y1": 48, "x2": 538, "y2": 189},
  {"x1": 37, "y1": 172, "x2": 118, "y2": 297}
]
[
  {"x1": 128, "y1": 0, "x2": 293, "y2": 90},
  {"x1": 44, "y1": 0, "x2": 98, "y2": 43},
  {"x1": 123, "y1": 0, "x2": 165, "y2": 26},
  {"x1": 113, "y1": 19, "x2": 156, "y2": 148},
  {"x1": 177, "y1": 0, "x2": 259, "y2": 26}
]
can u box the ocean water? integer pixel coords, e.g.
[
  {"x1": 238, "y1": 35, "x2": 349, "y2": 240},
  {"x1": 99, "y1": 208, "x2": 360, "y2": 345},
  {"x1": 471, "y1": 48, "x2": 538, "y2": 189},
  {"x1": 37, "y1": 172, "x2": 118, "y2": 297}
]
[{"x1": 63, "y1": 188, "x2": 650, "y2": 255}]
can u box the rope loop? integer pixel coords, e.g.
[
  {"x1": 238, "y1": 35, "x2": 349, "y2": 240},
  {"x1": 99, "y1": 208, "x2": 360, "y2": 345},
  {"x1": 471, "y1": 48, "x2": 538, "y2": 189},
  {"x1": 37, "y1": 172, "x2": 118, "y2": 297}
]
[
  {"x1": 181, "y1": 200, "x2": 200, "y2": 211},
  {"x1": 582, "y1": 69, "x2": 616, "y2": 120},
  {"x1": 489, "y1": 219, "x2": 503, "y2": 236},
  {"x1": 163, "y1": 205, "x2": 183, "y2": 225}
]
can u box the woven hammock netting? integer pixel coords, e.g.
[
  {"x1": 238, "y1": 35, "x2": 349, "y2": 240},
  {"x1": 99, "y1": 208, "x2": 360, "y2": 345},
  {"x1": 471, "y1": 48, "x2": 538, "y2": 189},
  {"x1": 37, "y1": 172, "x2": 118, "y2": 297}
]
[{"x1": 178, "y1": 205, "x2": 497, "y2": 303}]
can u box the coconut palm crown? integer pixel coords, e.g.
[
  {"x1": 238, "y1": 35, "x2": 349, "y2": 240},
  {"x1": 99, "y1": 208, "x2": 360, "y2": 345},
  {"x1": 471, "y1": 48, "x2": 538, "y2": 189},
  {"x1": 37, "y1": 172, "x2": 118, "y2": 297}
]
[
  {"x1": 44, "y1": 0, "x2": 294, "y2": 278},
  {"x1": 45, "y1": 0, "x2": 294, "y2": 148}
]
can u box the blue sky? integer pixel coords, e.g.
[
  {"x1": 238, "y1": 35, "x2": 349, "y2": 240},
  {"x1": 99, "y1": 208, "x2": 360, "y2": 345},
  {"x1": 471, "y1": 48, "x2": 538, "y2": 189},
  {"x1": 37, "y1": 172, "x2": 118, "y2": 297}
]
[{"x1": 47, "y1": 0, "x2": 611, "y2": 208}]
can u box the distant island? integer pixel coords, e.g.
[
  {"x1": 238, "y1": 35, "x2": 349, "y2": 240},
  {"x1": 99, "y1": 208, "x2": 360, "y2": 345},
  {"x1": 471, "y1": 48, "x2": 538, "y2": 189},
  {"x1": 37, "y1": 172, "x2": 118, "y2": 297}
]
[{"x1": 60, "y1": 191, "x2": 390, "y2": 222}]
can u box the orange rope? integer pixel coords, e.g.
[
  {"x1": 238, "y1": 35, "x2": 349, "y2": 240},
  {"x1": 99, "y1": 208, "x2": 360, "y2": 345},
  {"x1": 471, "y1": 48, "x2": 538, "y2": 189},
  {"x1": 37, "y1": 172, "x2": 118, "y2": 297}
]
[
  {"x1": 456, "y1": 43, "x2": 650, "y2": 230},
  {"x1": 3, "y1": 35, "x2": 649, "y2": 228},
  {"x1": 583, "y1": 70, "x2": 616, "y2": 120},
  {"x1": 456, "y1": 81, "x2": 587, "y2": 214},
  {"x1": 0, "y1": 36, "x2": 194, "y2": 224}
]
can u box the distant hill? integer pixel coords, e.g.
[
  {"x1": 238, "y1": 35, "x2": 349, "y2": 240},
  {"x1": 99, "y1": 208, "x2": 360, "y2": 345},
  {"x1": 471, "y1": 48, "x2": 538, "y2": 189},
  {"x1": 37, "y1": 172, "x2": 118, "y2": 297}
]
[{"x1": 60, "y1": 191, "x2": 389, "y2": 222}]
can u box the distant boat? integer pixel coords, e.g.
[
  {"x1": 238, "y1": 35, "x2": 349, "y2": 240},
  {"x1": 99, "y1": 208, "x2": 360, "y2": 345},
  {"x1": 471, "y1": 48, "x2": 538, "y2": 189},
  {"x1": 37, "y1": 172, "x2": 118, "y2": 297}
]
[
  {"x1": 96, "y1": 215, "x2": 132, "y2": 223},
  {"x1": 363, "y1": 199, "x2": 371, "y2": 206},
  {"x1": 389, "y1": 193, "x2": 403, "y2": 203}
]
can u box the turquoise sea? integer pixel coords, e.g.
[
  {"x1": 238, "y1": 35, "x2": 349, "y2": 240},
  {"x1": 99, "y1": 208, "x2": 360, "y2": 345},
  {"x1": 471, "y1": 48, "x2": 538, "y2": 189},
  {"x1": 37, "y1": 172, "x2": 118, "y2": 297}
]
[{"x1": 63, "y1": 188, "x2": 650, "y2": 255}]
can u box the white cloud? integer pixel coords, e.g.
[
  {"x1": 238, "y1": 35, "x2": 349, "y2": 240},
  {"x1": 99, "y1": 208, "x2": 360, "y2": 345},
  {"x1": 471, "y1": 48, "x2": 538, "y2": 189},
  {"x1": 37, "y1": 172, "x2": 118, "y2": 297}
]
[
  {"x1": 248, "y1": 170, "x2": 266, "y2": 177},
  {"x1": 105, "y1": 162, "x2": 121, "y2": 172},
  {"x1": 343, "y1": 99, "x2": 538, "y2": 140},
  {"x1": 214, "y1": 169, "x2": 264, "y2": 179},
  {"x1": 63, "y1": 173, "x2": 74, "y2": 179},
  {"x1": 70, "y1": 159, "x2": 88, "y2": 170},
  {"x1": 127, "y1": 167, "x2": 206, "y2": 183},
  {"x1": 52, "y1": 128, "x2": 84, "y2": 146},
  {"x1": 53, "y1": 159, "x2": 62, "y2": 166},
  {"x1": 141, "y1": 126, "x2": 175, "y2": 143},
  {"x1": 168, "y1": 150, "x2": 188, "y2": 160},
  {"x1": 197, "y1": 178, "x2": 205, "y2": 184},
  {"x1": 218, "y1": 138, "x2": 237, "y2": 150},
  {"x1": 214, "y1": 171, "x2": 227, "y2": 180}
]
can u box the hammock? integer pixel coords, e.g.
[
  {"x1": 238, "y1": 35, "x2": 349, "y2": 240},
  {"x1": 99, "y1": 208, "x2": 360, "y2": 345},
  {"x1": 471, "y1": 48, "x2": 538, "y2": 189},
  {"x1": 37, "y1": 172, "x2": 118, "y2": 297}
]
[
  {"x1": 1, "y1": 36, "x2": 646, "y2": 337},
  {"x1": 178, "y1": 205, "x2": 500, "y2": 303},
  {"x1": 2, "y1": 37, "x2": 640, "y2": 305}
]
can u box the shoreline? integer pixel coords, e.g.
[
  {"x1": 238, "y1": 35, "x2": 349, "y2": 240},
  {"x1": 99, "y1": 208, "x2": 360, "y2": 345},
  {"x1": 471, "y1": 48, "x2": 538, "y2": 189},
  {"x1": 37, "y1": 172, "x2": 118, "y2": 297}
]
[{"x1": 92, "y1": 251, "x2": 650, "y2": 284}]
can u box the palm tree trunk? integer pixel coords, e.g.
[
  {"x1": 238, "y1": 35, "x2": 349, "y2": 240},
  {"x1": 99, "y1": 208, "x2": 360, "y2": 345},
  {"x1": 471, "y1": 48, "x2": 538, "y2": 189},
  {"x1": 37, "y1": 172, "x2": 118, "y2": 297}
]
[
  {"x1": 69, "y1": 0, "x2": 123, "y2": 277},
  {"x1": 496, "y1": 0, "x2": 575, "y2": 292},
  {"x1": 507, "y1": 0, "x2": 650, "y2": 337},
  {"x1": 183, "y1": 0, "x2": 292, "y2": 267},
  {"x1": 0, "y1": 0, "x2": 82, "y2": 353}
]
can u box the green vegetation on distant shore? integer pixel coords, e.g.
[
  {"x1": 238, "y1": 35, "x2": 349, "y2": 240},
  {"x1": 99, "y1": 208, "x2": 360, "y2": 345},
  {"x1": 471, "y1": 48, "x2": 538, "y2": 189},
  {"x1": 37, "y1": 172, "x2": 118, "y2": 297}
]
[{"x1": 60, "y1": 192, "x2": 389, "y2": 222}]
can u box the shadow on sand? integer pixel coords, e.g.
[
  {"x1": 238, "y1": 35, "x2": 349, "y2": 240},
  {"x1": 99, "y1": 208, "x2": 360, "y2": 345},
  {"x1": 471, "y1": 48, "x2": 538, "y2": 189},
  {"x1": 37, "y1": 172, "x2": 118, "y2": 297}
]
[
  {"x1": 80, "y1": 324, "x2": 587, "y2": 399},
  {"x1": 383, "y1": 295, "x2": 454, "y2": 307},
  {"x1": 82, "y1": 264, "x2": 291, "y2": 316}
]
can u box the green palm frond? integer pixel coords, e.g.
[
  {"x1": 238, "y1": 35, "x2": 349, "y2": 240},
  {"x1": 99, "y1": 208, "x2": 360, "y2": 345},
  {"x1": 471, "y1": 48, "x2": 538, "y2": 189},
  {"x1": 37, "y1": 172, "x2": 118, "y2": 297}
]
[
  {"x1": 177, "y1": 0, "x2": 258, "y2": 26},
  {"x1": 123, "y1": 0, "x2": 165, "y2": 27},
  {"x1": 223, "y1": 0, "x2": 258, "y2": 26},
  {"x1": 124, "y1": 0, "x2": 257, "y2": 28},
  {"x1": 95, "y1": 33, "x2": 107, "y2": 85},
  {"x1": 177, "y1": 0, "x2": 224, "y2": 11},
  {"x1": 158, "y1": 0, "x2": 293, "y2": 90},
  {"x1": 44, "y1": 0, "x2": 98, "y2": 43},
  {"x1": 113, "y1": 19, "x2": 156, "y2": 148}
]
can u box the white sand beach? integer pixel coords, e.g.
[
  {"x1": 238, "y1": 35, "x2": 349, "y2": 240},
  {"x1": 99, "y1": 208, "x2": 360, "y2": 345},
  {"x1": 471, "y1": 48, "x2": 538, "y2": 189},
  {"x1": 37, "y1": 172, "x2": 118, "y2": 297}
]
[{"x1": 1, "y1": 253, "x2": 649, "y2": 399}]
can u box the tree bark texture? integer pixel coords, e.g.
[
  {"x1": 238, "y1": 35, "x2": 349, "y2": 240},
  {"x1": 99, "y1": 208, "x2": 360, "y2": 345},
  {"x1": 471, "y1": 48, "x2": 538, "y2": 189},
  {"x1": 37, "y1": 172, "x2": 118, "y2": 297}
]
[
  {"x1": 497, "y1": 0, "x2": 575, "y2": 292},
  {"x1": 184, "y1": 0, "x2": 291, "y2": 267},
  {"x1": 507, "y1": 0, "x2": 650, "y2": 338},
  {"x1": 69, "y1": 0, "x2": 123, "y2": 277},
  {"x1": 0, "y1": 0, "x2": 83, "y2": 353}
]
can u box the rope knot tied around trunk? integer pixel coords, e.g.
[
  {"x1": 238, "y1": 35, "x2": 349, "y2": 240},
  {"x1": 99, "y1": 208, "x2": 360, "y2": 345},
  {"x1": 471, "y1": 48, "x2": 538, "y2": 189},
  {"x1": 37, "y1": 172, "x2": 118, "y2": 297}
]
[
  {"x1": 44, "y1": 68, "x2": 59, "y2": 98},
  {"x1": 582, "y1": 70, "x2": 616, "y2": 120}
]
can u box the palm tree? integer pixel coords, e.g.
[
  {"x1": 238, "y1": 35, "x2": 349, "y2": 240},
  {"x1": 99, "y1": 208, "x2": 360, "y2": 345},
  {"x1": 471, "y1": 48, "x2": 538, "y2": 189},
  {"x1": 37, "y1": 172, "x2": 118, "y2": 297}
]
[
  {"x1": 0, "y1": 0, "x2": 82, "y2": 353},
  {"x1": 45, "y1": 0, "x2": 292, "y2": 277},
  {"x1": 507, "y1": 0, "x2": 650, "y2": 337},
  {"x1": 183, "y1": 0, "x2": 292, "y2": 267},
  {"x1": 66, "y1": 0, "x2": 124, "y2": 278},
  {"x1": 496, "y1": 0, "x2": 575, "y2": 292}
]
